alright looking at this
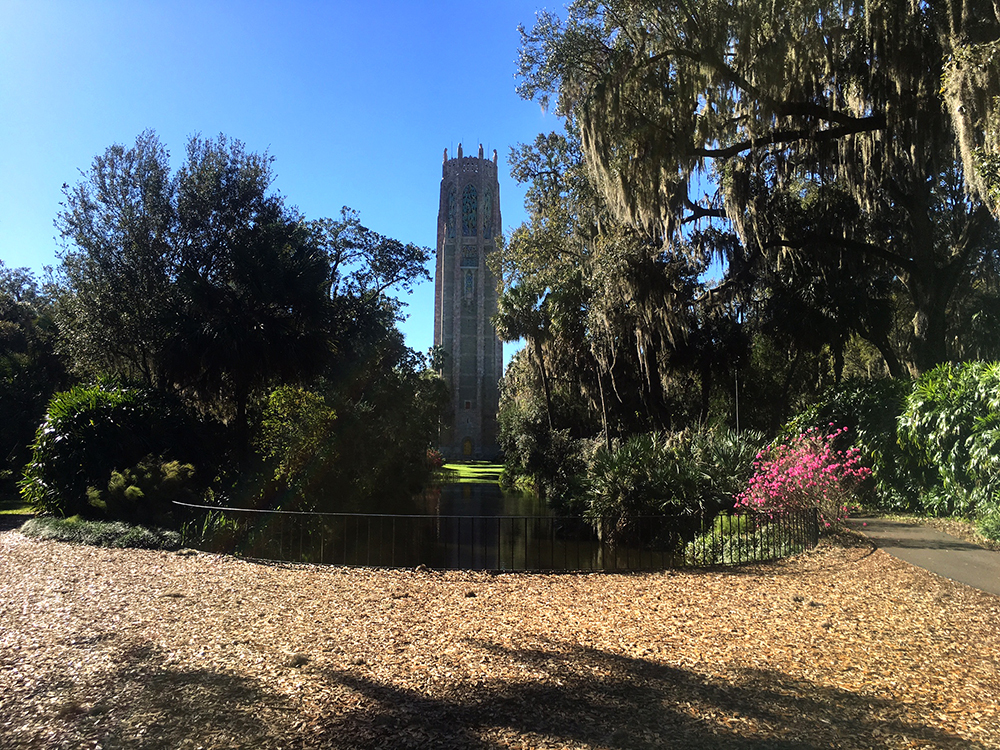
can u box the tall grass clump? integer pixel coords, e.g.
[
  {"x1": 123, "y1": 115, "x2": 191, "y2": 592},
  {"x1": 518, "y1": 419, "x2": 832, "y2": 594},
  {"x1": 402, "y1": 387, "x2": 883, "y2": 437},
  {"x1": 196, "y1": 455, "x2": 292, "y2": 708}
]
[{"x1": 19, "y1": 516, "x2": 181, "y2": 549}]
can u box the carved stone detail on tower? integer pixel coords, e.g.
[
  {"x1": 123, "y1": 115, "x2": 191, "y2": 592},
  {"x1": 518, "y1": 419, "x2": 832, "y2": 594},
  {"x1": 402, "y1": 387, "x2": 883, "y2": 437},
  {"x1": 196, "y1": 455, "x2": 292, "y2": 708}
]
[{"x1": 434, "y1": 143, "x2": 503, "y2": 459}]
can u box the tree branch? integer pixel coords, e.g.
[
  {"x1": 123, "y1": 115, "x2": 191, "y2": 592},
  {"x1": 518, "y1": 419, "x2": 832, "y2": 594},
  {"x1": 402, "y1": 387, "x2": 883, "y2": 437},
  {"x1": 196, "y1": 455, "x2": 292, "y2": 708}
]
[
  {"x1": 690, "y1": 116, "x2": 886, "y2": 159},
  {"x1": 764, "y1": 234, "x2": 918, "y2": 276},
  {"x1": 640, "y1": 46, "x2": 871, "y2": 128},
  {"x1": 681, "y1": 202, "x2": 727, "y2": 223}
]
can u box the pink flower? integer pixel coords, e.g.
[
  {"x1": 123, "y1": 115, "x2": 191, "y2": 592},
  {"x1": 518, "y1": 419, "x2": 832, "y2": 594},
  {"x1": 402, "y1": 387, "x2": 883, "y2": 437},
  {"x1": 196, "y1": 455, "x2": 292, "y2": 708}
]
[{"x1": 738, "y1": 426, "x2": 870, "y2": 531}]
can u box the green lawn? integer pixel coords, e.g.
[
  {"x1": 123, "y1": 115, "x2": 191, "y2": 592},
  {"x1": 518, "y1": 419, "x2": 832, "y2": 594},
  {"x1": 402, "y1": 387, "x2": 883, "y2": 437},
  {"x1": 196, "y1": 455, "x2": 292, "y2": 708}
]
[
  {"x1": 0, "y1": 495, "x2": 32, "y2": 515},
  {"x1": 439, "y1": 462, "x2": 504, "y2": 485}
]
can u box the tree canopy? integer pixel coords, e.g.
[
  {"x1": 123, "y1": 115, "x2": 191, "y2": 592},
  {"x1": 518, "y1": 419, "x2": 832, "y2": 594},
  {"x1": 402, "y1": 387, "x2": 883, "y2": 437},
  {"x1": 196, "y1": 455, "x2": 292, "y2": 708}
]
[
  {"x1": 55, "y1": 131, "x2": 431, "y2": 439},
  {"x1": 35, "y1": 130, "x2": 443, "y2": 515},
  {"x1": 0, "y1": 262, "x2": 65, "y2": 494},
  {"x1": 516, "y1": 0, "x2": 1000, "y2": 376}
]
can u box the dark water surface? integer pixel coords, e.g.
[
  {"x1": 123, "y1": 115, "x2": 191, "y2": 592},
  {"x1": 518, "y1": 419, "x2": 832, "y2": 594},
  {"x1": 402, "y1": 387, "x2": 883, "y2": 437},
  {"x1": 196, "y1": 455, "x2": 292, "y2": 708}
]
[
  {"x1": 190, "y1": 481, "x2": 817, "y2": 571},
  {"x1": 415, "y1": 481, "x2": 549, "y2": 517},
  {"x1": 198, "y1": 481, "x2": 622, "y2": 570}
]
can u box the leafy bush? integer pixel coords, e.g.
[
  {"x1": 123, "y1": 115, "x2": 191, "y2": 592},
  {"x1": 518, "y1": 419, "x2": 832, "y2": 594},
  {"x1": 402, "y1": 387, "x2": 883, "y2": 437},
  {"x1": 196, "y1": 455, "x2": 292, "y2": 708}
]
[
  {"x1": 697, "y1": 428, "x2": 769, "y2": 514},
  {"x1": 498, "y1": 394, "x2": 589, "y2": 513},
  {"x1": 783, "y1": 378, "x2": 921, "y2": 510},
  {"x1": 685, "y1": 514, "x2": 753, "y2": 565},
  {"x1": 251, "y1": 375, "x2": 445, "y2": 514},
  {"x1": 19, "y1": 516, "x2": 181, "y2": 549},
  {"x1": 586, "y1": 428, "x2": 767, "y2": 542},
  {"x1": 254, "y1": 386, "x2": 339, "y2": 510},
  {"x1": 587, "y1": 433, "x2": 679, "y2": 522},
  {"x1": 898, "y1": 361, "x2": 1000, "y2": 516},
  {"x1": 686, "y1": 514, "x2": 809, "y2": 565},
  {"x1": 88, "y1": 458, "x2": 200, "y2": 525},
  {"x1": 977, "y1": 504, "x2": 1000, "y2": 542},
  {"x1": 735, "y1": 427, "x2": 872, "y2": 530},
  {"x1": 19, "y1": 383, "x2": 203, "y2": 518}
]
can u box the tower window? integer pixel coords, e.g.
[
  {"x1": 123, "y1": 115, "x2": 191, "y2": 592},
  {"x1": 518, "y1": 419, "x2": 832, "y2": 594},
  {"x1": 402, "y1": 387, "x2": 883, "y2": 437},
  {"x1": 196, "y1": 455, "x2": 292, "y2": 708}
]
[
  {"x1": 446, "y1": 184, "x2": 457, "y2": 238},
  {"x1": 462, "y1": 184, "x2": 477, "y2": 236},
  {"x1": 465, "y1": 400, "x2": 472, "y2": 410},
  {"x1": 483, "y1": 187, "x2": 493, "y2": 239}
]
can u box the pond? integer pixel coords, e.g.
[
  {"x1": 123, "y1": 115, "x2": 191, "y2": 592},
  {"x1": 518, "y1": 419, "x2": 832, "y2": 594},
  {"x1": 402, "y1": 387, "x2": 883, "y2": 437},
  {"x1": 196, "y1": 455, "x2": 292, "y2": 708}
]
[
  {"x1": 183, "y1": 464, "x2": 819, "y2": 571},
  {"x1": 415, "y1": 475, "x2": 549, "y2": 518}
]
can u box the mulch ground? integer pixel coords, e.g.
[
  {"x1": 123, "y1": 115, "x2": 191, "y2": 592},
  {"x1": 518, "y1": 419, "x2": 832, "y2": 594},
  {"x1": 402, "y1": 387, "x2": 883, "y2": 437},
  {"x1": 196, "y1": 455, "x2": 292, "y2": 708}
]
[{"x1": 1, "y1": 528, "x2": 998, "y2": 749}]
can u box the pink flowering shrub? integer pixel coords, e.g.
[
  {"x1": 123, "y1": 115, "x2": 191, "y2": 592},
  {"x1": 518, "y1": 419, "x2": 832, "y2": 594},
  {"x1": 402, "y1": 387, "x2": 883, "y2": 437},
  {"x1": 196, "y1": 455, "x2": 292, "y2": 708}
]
[
  {"x1": 425, "y1": 448, "x2": 445, "y2": 471},
  {"x1": 735, "y1": 426, "x2": 872, "y2": 531}
]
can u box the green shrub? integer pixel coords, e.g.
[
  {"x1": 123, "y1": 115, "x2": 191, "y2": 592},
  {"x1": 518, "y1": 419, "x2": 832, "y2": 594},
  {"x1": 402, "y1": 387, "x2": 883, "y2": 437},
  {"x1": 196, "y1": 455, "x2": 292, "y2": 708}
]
[
  {"x1": 977, "y1": 504, "x2": 1000, "y2": 542},
  {"x1": 19, "y1": 383, "x2": 204, "y2": 519},
  {"x1": 21, "y1": 384, "x2": 146, "y2": 517},
  {"x1": 587, "y1": 433, "x2": 684, "y2": 522},
  {"x1": 898, "y1": 362, "x2": 1000, "y2": 516},
  {"x1": 685, "y1": 514, "x2": 753, "y2": 565},
  {"x1": 722, "y1": 524, "x2": 808, "y2": 563},
  {"x1": 686, "y1": 515, "x2": 808, "y2": 565},
  {"x1": 586, "y1": 428, "x2": 766, "y2": 542},
  {"x1": 697, "y1": 428, "x2": 768, "y2": 514},
  {"x1": 19, "y1": 516, "x2": 181, "y2": 549},
  {"x1": 497, "y1": 393, "x2": 590, "y2": 514},
  {"x1": 254, "y1": 386, "x2": 338, "y2": 510},
  {"x1": 90, "y1": 458, "x2": 200, "y2": 525}
]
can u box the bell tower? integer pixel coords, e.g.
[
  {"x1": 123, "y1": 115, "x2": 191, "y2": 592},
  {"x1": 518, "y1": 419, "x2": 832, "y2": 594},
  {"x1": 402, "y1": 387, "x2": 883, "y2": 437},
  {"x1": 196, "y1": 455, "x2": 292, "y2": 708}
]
[{"x1": 434, "y1": 143, "x2": 503, "y2": 459}]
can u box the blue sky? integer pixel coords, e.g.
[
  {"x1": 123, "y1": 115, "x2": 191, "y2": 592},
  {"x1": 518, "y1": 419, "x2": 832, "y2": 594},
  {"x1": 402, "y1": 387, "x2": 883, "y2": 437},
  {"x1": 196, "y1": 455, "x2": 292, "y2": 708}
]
[{"x1": 0, "y1": 0, "x2": 561, "y2": 363}]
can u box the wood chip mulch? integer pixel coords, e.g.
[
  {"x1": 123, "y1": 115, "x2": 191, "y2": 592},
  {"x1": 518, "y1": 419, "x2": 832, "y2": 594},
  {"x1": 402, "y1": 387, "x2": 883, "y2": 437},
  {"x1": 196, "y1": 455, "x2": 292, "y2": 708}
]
[{"x1": 1, "y1": 529, "x2": 998, "y2": 749}]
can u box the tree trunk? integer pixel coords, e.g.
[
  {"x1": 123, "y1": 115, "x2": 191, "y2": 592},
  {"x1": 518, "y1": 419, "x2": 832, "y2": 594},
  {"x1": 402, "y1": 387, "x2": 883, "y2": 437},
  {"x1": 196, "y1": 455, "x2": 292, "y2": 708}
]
[
  {"x1": 908, "y1": 300, "x2": 950, "y2": 377},
  {"x1": 596, "y1": 365, "x2": 611, "y2": 451},
  {"x1": 531, "y1": 337, "x2": 554, "y2": 430},
  {"x1": 896, "y1": 185, "x2": 990, "y2": 376},
  {"x1": 867, "y1": 332, "x2": 907, "y2": 380}
]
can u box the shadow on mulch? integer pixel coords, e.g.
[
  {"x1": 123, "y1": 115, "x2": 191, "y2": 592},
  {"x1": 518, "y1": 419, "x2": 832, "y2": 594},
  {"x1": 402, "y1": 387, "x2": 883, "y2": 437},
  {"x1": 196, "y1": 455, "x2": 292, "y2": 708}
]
[
  {"x1": 5, "y1": 640, "x2": 291, "y2": 749},
  {"x1": 311, "y1": 640, "x2": 978, "y2": 749},
  {"x1": 0, "y1": 514, "x2": 32, "y2": 532},
  {"x1": 7, "y1": 634, "x2": 983, "y2": 749}
]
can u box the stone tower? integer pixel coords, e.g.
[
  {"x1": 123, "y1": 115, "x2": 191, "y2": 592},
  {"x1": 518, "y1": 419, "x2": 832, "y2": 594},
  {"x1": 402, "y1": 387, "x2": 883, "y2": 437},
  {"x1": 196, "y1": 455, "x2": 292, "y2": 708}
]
[{"x1": 434, "y1": 143, "x2": 503, "y2": 459}]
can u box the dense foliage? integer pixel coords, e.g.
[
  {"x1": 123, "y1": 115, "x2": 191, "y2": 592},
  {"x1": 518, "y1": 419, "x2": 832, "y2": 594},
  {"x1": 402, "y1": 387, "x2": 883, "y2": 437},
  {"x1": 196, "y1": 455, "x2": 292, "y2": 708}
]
[
  {"x1": 255, "y1": 343, "x2": 448, "y2": 513},
  {"x1": 95, "y1": 459, "x2": 202, "y2": 526},
  {"x1": 492, "y1": 0, "x2": 1000, "y2": 534},
  {"x1": 898, "y1": 361, "x2": 1000, "y2": 517},
  {"x1": 18, "y1": 383, "x2": 204, "y2": 519},
  {"x1": 0, "y1": 262, "x2": 66, "y2": 496},
  {"x1": 517, "y1": 0, "x2": 1000, "y2": 377},
  {"x1": 8, "y1": 130, "x2": 444, "y2": 526},
  {"x1": 760, "y1": 367, "x2": 1000, "y2": 540},
  {"x1": 587, "y1": 427, "x2": 766, "y2": 525},
  {"x1": 6, "y1": 14, "x2": 1000, "y2": 545},
  {"x1": 782, "y1": 379, "x2": 925, "y2": 511}
]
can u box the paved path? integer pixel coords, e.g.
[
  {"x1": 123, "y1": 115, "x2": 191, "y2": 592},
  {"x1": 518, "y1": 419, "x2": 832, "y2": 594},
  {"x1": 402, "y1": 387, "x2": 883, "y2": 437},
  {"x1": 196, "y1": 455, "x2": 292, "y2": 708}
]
[{"x1": 847, "y1": 517, "x2": 1000, "y2": 597}]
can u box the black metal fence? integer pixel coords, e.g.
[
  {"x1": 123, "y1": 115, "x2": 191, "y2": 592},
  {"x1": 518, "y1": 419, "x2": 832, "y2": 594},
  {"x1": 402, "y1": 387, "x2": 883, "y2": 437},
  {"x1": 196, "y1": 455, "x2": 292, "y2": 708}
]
[{"x1": 175, "y1": 502, "x2": 819, "y2": 571}]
